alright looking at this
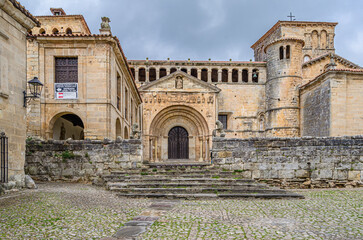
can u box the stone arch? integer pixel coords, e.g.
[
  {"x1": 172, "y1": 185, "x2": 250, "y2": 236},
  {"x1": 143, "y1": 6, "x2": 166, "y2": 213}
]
[
  {"x1": 191, "y1": 68, "x2": 198, "y2": 78},
  {"x1": 124, "y1": 126, "x2": 129, "y2": 139},
  {"x1": 66, "y1": 28, "x2": 72, "y2": 34},
  {"x1": 39, "y1": 28, "x2": 45, "y2": 34},
  {"x1": 149, "y1": 67, "x2": 156, "y2": 81},
  {"x1": 320, "y1": 30, "x2": 327, "y2": 49},
  {"x1": 48, "y1": 111, "x2": 85, "y2": 140},
  {"x1": 312, "y1": 30, "x2": 319, "y2": 49},
  {"x1": 159, "y1": 68, "x2": 167, "y2": 78},
  {"x1": 242, "y1": 69, "x2": 248, "y2": 82},
  {"x1": 148, "y1": 105, "x2": 210, "y2": 162},
  {"x1": 138, "y1": 67, "x2": 146, "y2": 82},
  {"x1": 116, "y1": 118, "x2": 121, "y2": 138},
  {"x1": 304, "y1": 55, "x2": 311, "y2": 63},
  {"x1": 222, "y1": 69, "x2": 228, "y2": 82},
  {"x1": 201, "y1": 68, "x2": 208, "y2": 82},
  {"x1": 211, "y1": 68, "x2": 218, "y2": 82},
  {"x1": 258, "y1": 113, "x2": 265, "y2": 131},
  {"x1": 52, "y1": 28, "x2": 59, "y2": 35},
  {"x1": 232, "y1": 69, "x2": 238, "y2": 82}
]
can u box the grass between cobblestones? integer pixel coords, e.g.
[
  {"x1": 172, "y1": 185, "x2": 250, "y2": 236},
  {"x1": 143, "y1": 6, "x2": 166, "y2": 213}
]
[
  {"x1": 0, "y1": 184, "x2": 361, "y2": 239},
  {"x1": 0, "y1": 183, "x2": 150, "y2": 239},
  {"x1": 140, "y1": 189, "x2": 362, "y2": 240}
]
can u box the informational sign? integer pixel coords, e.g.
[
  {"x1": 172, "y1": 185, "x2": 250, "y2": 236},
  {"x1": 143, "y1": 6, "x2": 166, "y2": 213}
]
[{"x1": 55, "y1": 83, "x2": 78, "y2": 99}]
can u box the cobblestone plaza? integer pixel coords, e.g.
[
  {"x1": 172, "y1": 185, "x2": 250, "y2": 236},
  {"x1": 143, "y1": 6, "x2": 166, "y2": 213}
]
[{"x1": 0, "y1": 183, "x2": 361, "y2": 239}]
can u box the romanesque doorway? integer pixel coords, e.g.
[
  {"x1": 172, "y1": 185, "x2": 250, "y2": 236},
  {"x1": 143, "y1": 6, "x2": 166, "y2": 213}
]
[{"x1": 168, "y1": 126, "x2": 189, "y2": 159}]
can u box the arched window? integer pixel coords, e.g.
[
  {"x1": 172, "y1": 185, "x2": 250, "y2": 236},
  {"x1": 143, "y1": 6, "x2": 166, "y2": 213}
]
[
  {"x1": 39, "y1": 28, "x2": 45, "y2": 34},
  {"x1": 320, "y1": 30, "x2": 327, "y2": 49},
  {"x1": 149, "y1": 68, "x2": 156, "y2": 81},
  {"x1": 130, "y1": 68, "x2": 135, "y2": 79},
  {"x1": 252, "y1": 69, "x2": 259, "y2": 83},
  {"x1": 191, "y1": 68, "x2": 198, "y2": 78},
  {"x1": 170, "y1": 67, "x2": 177, "y2": 74},
  {"x1": 138, "y1": 68, "x2": 145, "y2": 82},
  {"x1": 222, "y1": 69, "x2": 228, "y2": 82},
  {"x1": 286, "y1": 45, "x2": 290, "y2": 59},
  {"x1": 312, "y1": 30, "x2": 319, "y2": 49},
  {"x1": 232, "y1": 69, "x2": 238, "y2": 82},
  {"x1": 66, "y1": 28, "x2": 72, "y2": 34},
  {"x1": 201, "y1": 68, "x2": 208, "y2": 82},
  {"x1": 211, "y1": 69, "x2": 218, "y2": 82},
  {"x1": 181, "y1": 68, "x2": 187, "y2": 73},
  {"x1": 52, "y1": 28, "x2": 59, "y2": 35},
  {"x1": 303, "y1": 55, "x2": 311, "y2": 63},
  {"x1": 242, "y1": 69, "x2": 248, "y2": 82},
  {"x1": 159, "y1": 68, "x2": 167, "y2": 78},
  {"x1": 279, "y1": 46, "x2": 284, "y2": 60}
]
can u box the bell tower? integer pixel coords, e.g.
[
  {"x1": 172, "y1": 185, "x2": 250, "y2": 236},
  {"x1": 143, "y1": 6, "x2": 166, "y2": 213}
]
[{"x1": 264, "y1": 38, "x2": 304, "y2": 137}]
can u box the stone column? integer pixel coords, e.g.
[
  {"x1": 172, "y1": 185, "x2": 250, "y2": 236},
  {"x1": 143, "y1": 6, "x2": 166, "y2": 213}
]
[
  {"x1": 146, "y1": 68, "x2": 150, "y2": 83},
  {"x1": 166, "y1": 68, "x2": 170, "y2": 75},
  {"x1": 149, "y1": 138, "x2": 153, "y2": 162},
  {"x1": 238, "y1": 69, "x2": 242, "y2": 82},
  {"x1": 135, "y1": 69, "x2": 139, "y2": 82},
  {"x1": 156, "y1": 68, "x2": 160, "y2": 79},
  {"x1": 199, "y1": 137, "x2": 203, "y2": 162},
  {"x1": 218, "y1": 69, "x2": 222, "y2": 82},
  {"x1": 187, "y1": 68, "x2": 191, "y2": 75},
  {"x1": 248, "y1": 69, "x2": 252, "y2": 83},
  {"x1": 204, "y1": 138, "x2": 208, "y2": 161},
  {"x1": 197, "y1": 69, "x2": 201, "y2": 79},
  {"x1": 154, "y1": 137, "x2": 158, "y2": 162},
  {"x1": 228, "y1": 69, "x2": 232, "y2": 83},
  {"x1": 207, "y1": 69, "x2": 211, "y2": 82}
]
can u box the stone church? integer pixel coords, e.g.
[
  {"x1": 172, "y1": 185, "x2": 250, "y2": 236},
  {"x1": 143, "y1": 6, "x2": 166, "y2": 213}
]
[{"x1": 26, "y1": 9, "x2": 363, "y2": 164}]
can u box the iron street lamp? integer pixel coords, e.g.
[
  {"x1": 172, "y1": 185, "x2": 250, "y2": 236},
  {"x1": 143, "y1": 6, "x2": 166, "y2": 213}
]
[{"x1": 23, "y1": 77, "x2": 43, "y2": 107}]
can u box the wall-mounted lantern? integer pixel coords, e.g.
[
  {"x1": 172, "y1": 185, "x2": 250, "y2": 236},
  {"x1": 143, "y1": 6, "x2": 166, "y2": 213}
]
[{"x1": 23, "y1": 77, "x2": 43, "y2": 107}]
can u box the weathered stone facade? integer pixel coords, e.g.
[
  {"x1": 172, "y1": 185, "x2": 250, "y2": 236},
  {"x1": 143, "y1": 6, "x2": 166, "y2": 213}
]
[
  {"x1": 0, "y1": 0, "x2": 39, "y2": 183},
  {"x1": 26, "y1": 9, "x2": 142, "y2": 141},
  {"x1": 211, "y1": 136, "x2": 363, "y2": 188},
  {"x1": 25, "y1": 138, "x2": 142, "y2": 184}
]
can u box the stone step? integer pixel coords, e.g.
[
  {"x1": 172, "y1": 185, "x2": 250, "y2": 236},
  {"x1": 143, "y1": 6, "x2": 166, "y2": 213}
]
[
  {"x1": 109, "y1": 187, "x2": 284, "y2": 194},
  {"x1": 107, "y1": 178, "x2": 256, "y2": 183},
  {"x1": 108, "y1": 182, "x2": 266, "y2": 189},
  {"x1": 116, "y1": 192, "x2": 304, "y2": 199}
]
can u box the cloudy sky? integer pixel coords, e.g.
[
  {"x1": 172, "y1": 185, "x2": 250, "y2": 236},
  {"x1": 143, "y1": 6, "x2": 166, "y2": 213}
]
[{"x1": 21, "y1": 0, "x2": 363, "y2": 65}]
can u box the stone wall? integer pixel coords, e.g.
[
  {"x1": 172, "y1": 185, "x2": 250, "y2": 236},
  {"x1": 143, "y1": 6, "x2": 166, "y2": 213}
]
[
  {"x1": 211, "y1": 136, "x2": 363, "y2": 188},
  {"x1": 25, "y1": 139, "x2": 142, "y2": 184},
  {"x1": 301, "y1": 80, "x2": 330, "y2": 136}
]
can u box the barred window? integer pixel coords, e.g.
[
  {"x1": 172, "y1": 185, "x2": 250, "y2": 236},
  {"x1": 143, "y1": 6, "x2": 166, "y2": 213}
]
[
  {"x1": 55, "y1": 57, "x2": 78, "y2": 83},
  {"x1": 218, "y1": 115, "x2": 228, "y2": 129}
]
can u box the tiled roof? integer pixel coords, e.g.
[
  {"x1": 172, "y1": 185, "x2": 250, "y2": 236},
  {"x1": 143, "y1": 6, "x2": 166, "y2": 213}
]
[
  {"x1": 7, "y1": 0, "x2": 40, "y2": 26},
  {"x1": 302, "y1": 53, "x2": 361, "y2": 69},
  {"x1": 300, "y1": 68, "x2": 363, "y2": 90},
  {"x1": 128, "y1": 59, "x2": 266, "y2": 64},
  {"x1": 35, "y1": 14, "x2": 91, "y2": 34},
  {"x1": 28, "y1": 33, "x2": 142, "y2": 101}
]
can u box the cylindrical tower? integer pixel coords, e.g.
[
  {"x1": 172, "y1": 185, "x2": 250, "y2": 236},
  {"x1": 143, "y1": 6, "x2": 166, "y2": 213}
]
[{"x1": 264, "y1": 38, "x2": 304, "y2": 137}]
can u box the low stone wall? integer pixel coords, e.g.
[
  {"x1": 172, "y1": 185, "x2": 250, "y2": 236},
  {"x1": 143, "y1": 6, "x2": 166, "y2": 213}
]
[
  {"x1": 25, "y1": 139, "x2": 142, "y2": 184},
  {"x1": 211, "y1": 136, "x2": 363, "y2": 188}
]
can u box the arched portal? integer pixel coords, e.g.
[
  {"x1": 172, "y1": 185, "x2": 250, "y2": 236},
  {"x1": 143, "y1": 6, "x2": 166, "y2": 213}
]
[
  {"x1": 116, "y1": 118, "x2": 121, "y2": 138},
  {"x1": 52, "y1": 113, "x2": 84, "y2": 140},
  {"x1": 168, "y1": 126, "x2": 189, "y2": 159},
  {"x1": 148, "y1": 105, "x2": 210, "y2": 163}
]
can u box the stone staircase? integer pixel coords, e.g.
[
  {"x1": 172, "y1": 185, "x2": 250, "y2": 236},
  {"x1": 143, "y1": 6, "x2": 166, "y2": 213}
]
[{"x1": 103, "y1": 164, "x2": 304, "y2": 199}]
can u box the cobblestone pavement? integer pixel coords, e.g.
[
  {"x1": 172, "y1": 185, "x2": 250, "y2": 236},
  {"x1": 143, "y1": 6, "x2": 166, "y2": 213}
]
[
  {"x1": 0, "y1": 183, "x2": 150, "y2": 239},
  {"x1": 140, "y1": 188, "x2": 363, "y2": 240},
  {"x1": 0, "y1": 184, "x2": 362, "y2": 240}
]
